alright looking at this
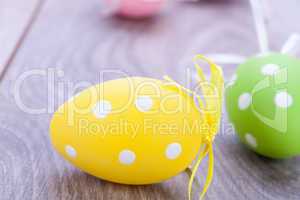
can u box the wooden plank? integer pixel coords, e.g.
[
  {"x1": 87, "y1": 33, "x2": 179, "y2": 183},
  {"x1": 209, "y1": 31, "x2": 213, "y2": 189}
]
[
  {"x1": 0, "y1": 0, "x2": 300, "y2": 200},
  {"x1": 0, "y1": 0, "x2": 42, "y2": 79}
]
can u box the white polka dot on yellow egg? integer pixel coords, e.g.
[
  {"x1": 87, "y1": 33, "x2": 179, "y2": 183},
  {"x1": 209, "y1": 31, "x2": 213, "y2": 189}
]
[
  {"x1": 92, "y1": 100, "x2": 112, "y2": 119},
  {"x1": 65, "y1": 145, "x2": 77, "y2": 158},
  {"x1": 135, "y1": 96, "x2": 153, "y2": 112},
  {"x1": 165, "y1": 143, "x2": 182, "y2": 160},
  {"x1": 119, "y1": 150, "x2": 136, "y2": 165}
]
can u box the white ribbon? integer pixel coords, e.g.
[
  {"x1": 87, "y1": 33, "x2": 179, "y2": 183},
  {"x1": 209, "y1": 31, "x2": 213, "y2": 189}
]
[
  {"x1": 250, "y1": 0, "x2": 269, "y2": 54},
  {"x1": 281, "y1": 33, "x2": 300, "y2": 55},
  {"x1": 205, "y1": 54, "x2": 246, "y2": 65}
]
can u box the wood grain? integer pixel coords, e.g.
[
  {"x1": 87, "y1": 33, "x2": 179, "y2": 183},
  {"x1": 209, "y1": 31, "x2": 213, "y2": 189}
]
[
  {"x1": 0, "y1": 0, "x2": 43, "y2": 79},
  {"x1": 0, "y1": 0, "x2": 300, "y2": 200}
]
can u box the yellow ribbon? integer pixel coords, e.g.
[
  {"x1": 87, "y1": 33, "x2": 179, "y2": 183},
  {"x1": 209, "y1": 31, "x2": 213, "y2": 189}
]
[
  {"x1": 188, "y1": 143, "x2": 215, "y2": 200},
  {"x1": 190, "y1": 55, "x2": 223, "y2": 200},
  {"x1": 163, "y1": 55, "x2": 224, "y2": 200},
  {"x1": 189, "y1": 55, "x2": 223, "y2": 200}
]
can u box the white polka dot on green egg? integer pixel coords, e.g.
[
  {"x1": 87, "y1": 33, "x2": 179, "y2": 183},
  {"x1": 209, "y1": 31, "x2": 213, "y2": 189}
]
[
  {"x1": 261, "y1": 63, "x2": 280, "y2": 76},
  {"x1": 226, "y1": 53, "x2": 300, "y2": 158},
  {"x1": 274, "y1": 91, "x2": 293, "y2": 108},
  {"x1": 238, "y1": 93, "x2": 252, "y2": 110},
  {"x1": 226, "y1": 74, "x2": 237, "y2": 87},
  {"x1": 245, "y1": 133, "x2": 257, "y2": 149}
]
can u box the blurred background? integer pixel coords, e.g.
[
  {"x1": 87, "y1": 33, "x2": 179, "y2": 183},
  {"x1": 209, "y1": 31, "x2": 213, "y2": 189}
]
[{"x1": 0, "y1": 0, "x2": 300, "y2": 199}]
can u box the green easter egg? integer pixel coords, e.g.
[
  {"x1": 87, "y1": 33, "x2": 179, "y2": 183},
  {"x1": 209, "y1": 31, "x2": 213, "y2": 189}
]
[{"x1": 226, "y1": 53, "x2": 300, "y2": 159}]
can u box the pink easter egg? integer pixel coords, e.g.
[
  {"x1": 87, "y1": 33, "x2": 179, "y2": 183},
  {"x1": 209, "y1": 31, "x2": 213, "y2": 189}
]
[{"x1": 103, "y1": 0, "x2": 165, "y2": 18}]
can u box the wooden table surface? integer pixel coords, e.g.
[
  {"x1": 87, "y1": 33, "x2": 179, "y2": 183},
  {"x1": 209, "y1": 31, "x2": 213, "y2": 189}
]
[{"x1": 1, "y1": 0, "x2": 300, "y2": 199}]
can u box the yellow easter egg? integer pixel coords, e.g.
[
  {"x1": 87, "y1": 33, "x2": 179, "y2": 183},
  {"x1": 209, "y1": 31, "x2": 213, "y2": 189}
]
[
  {"x1": 50, "y1": 77, "x2": 207, "y2": 184},
  {"x1": 49, "y1": 55, "x2": 224, "y2": 197}
]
